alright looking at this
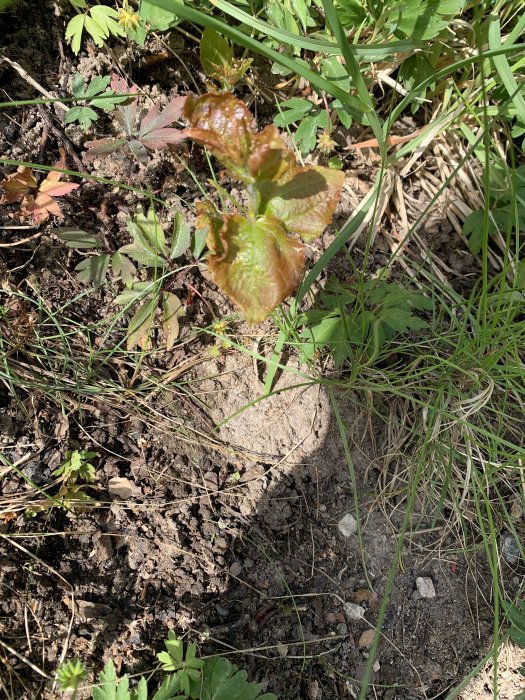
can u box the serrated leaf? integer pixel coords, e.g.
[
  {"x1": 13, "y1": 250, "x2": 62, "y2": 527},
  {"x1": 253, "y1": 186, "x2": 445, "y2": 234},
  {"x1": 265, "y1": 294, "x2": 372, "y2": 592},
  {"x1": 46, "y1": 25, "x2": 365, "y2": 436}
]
[
  {"x1": 55, "y1": 228, "x2": 100, "y2": 248},
  {"x1": 162, "y1": 292, "x2": 184, "y2": 350},
  {"x1": 84, "y1": 14, "x2": 107, "y2": 47},
  {"x1": 199, "y1": 656, "x2": 277, "y2": 700},
  {"x1": 206, "y1": 213, "x2": 304, "y2": 323},
  {"x1": 200, "y1": 27, "x2": 233, "y2": 79},
  {"x1": 64, "y1": 105, "x2": 99, "y2": 131},
  {"x1": 273, "y1": 98, "x2": 313, "y2": 128},
  {"x1": 92, "y1": 659, "x2": 119, "y2": 700},
  {"x1": 293, "y1": 114, "x2": 320, "y2": 155},
  {"x1": 85, "y1": 75, "x2": 111, "y2": 98},
  {"x1": 112, "y1": 252, "x2": 137, "y2": 286},
  {"x1": 71, "y1": 73, "x2": 85, "y2": 98},
  {"x1": 114, "y1": 281, "x2": 153, "y2": 306},
  {"x1": 90, "y1": 4, "x2": 125, "y2": 39},
  {"x1": 120, "y1": 207, "x2": 167, "y2": 266},
  {"x1": 75, "y1": 254, "x2": 110, "y2": 287},
  {"x1": 462, "y1": 209, "x2": 485, "y2": 254},
  {"x1": 170, "y1": 211, "x2": 191, "y2": 259},
  {"x1": 389, "y1": 0, "x2": 465, "y2": 40}
]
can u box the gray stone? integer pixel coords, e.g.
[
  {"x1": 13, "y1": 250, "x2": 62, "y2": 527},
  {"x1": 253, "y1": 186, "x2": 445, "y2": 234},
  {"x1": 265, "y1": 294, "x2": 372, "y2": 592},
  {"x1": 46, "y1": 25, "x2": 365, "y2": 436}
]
[
  {"x1": 338, "y1": 513, "x2": 357, "y2": 537},
  {"x1": 415, "y1": 576, "x2": 436, "y2": 599},
  {"x1": 502, "y1": 535, "x2": 521, "y2": 564},
  {"x1": 343, "y1": 602, "x2": 365, "y2": 621}
]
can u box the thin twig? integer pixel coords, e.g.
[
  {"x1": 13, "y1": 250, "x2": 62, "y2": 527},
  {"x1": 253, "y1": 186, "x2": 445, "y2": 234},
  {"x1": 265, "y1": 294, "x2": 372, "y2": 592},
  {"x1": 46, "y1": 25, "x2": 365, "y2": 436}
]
[
  {"x1": 0, "y1": 232, "x2": 43, "y2": 247},
  {"x1": 0, "y1": 56, "x2": 69, "y2": 112}
]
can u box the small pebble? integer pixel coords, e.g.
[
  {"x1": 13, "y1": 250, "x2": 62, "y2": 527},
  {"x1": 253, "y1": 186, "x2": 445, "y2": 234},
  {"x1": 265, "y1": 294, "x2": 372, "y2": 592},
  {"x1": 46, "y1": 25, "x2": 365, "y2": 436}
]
[
  {"x1": 502, "y1": 535, "x2": 521, "y2": 564},
  {"x1": 276, "y1": 642, "x2": 288, "y2": 657},
  {"x1": 415, "y1": 576, "x2": 436, "y2": 599},
  {"x1": 336, "y1": 623, "x2": 348, "y2": 635},
  {"x1": 338, "y1": 513, "x2": 357, "y2": 537},
  {"x1": 358, "y1": 629, "x2": 375, "y2": 650},
  {"x1": 373, "y1": 660, "x2": 381, "y2": 673},
  {"x1": 343, "y1": 602, "x2": 365, "y2": 621}
]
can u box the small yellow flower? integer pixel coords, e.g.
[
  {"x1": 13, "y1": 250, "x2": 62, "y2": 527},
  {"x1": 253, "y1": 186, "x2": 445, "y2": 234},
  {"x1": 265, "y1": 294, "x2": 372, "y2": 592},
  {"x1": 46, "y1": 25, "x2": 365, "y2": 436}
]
[
  {"x1": 317, "y1": 129, "x2": 337, "y2": 155},
  {"x1": 118, "y1": 4, "x2": 140, "y2": 30},
  {"x1": 211, "y1": 320, "x2": 229, "y2": 335}
]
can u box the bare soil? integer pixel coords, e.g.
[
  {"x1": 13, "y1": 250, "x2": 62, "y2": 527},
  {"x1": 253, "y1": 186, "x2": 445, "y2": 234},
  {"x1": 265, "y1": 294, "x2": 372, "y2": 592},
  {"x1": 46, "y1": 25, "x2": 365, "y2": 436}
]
[{"x1": 0, "y1": 2, "x2": 522, "y2": 699}]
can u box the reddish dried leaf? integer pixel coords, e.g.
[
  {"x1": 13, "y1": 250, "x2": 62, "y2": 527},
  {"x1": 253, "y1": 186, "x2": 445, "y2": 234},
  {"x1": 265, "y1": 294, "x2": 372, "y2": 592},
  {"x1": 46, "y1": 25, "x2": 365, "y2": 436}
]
[
  {"x1": 184, "y1": 93, "x2": 256, "y2": 182},
  {"x1": 0, "y1": 167, "x2": 37, "y2": 204},
  {"x1": 162, "y1": 292, "x2": 184, "y2": 350},
  {"x1": 206, "y1": 213, "x2": 305, "y2": 323},
  {"x1": 259, "y1": 165, "x2": 345, "y2": 241},
  {"x1": 84, "y1": 138, "x2": 128, "y2": 160},
  {"x1": 139, "y1": 96, "x2": 186, "y2": 136},
  {"x1": 138, "y1": 128, "x2": 186, "y2": 150},
  {"x1": 1, "y1": 163, "x2": 79, "y2": 224},
  {"x1": 110, "y1": 73, "x2": 139, "y2": 135}
]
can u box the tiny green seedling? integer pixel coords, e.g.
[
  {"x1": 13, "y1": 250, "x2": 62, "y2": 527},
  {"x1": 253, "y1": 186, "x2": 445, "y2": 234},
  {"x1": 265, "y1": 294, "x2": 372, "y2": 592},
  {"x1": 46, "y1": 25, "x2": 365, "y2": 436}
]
[
  {"x1": 57, "y1": 658, "x2": 88, "y2": 697},
  {"x1": 57, "y1": 632, "x2": 277, "y2": 698},
  {"x1": 199, "y1": 28, "x2": 252, "y2": 92},
  {"x1": 26, "y1": 449, "x2": 98, "y2": 517},
  {"x1": 184, "y1": 92, "x2": 345, "y2": 323}
]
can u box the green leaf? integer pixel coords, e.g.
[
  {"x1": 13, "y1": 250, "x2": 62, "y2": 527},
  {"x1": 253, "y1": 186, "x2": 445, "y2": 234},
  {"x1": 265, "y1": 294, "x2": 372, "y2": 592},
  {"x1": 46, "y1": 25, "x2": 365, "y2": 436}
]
[
  {"x1": 293, "y1": 114, "x2": 320, "y2": 155},
  {"x1": 200, "y1": 27, "x2": 233, "y2": 79},
  {"x1": 259, "y1": 165, "x2": 345, "y2": 241},
  {"x1": 126, "y1": 300, "x2": 154, "y2": 350},
  {"x1": 152, "y1": 674, "x2": 184, "y2": 700},
  {"x1": 199, "y1": 656, "x2": 278, "y2": 700},
  {"x1": 85, "y1": 75, "x2": 111, "y2": 98},
  {"x1": 388, "y1": 0, "x2": 465, "y2": 40},
  {"x1": 92, "y1": 659, "x2": 120, "y2": 700},
  {"x1": 139, "y1": 0, "x2": 177, "y2": 30},
  {"x1": 130, "y1": 677, "x2": 148, "y2": 700},
  {"x1": 54, "y1": 228, "x2": 100, "y2": 248},
  {"x1": 120, "y1": 207, "x2": 167, "y2": 267},
  {"x1": 64, "y1": 105, "x2": 99, "y2": 131},
  {"x1": 206, "y1": 213, "x2": 305, "y2": 323},
  {"x1": 71, "y1": 73, "x2": 86, "y2": 98},
  {"x1": 112, "y1": 252, "x2": 137, "y2": 287},
  {"x1": 273, "y1": 98, "x2": 313, "y2": 128},
  {"x1": 170, "y1": 211, "x2": 191, "y2": 259},
  {"x1": 462, "y1": 209, "x2": 485, "y2": 254},
  {"x1": 65, "y1": 14, "x2": 86, "y2": 55},
  {"x1": 75, "y1": 254, "x2": 110, "y2": 287}
]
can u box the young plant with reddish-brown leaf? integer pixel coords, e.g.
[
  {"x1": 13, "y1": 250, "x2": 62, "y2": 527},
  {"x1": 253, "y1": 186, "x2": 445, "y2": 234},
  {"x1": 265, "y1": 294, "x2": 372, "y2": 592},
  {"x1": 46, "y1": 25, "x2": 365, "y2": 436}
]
[
  {"x1": 84, "y1": 74, "x2": 186, "y2": 164},
  {"x1": 184, "y1": 93, "x2": 345, "y2": 323}
]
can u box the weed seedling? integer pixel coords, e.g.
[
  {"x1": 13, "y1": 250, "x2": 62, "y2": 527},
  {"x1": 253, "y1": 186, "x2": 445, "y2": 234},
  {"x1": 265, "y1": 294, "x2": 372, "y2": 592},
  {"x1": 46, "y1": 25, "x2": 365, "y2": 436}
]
[
  {"x1": 84, "y1": 74, "x2": 185, "y2": 164},
  {"x1": 184, "y1": 92, "x2": 345, "y2": 322}
]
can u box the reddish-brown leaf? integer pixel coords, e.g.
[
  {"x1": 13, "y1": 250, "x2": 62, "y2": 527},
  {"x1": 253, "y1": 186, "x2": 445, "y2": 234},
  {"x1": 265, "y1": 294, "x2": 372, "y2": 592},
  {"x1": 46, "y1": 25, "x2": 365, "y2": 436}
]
[
  {"x1": 259, "y1": 165, "x2": 345, "y2": 241},
  {"x1": 206, "y1": 213, "x2": 305, "y2": 323},
  {"x1": 184, "y1": 93, "x2": 256, "y2": 182},
  {"x1": 0, "y1": 167, "x2": 37, "y2": 204}
]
